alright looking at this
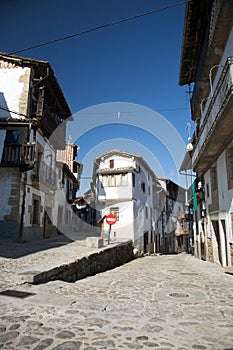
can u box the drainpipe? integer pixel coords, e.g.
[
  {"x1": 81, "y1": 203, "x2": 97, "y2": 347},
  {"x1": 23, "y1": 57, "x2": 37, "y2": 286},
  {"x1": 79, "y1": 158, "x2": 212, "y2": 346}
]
[{"x1": 18, "y1": 122, "x2": 34, "y2": 242}]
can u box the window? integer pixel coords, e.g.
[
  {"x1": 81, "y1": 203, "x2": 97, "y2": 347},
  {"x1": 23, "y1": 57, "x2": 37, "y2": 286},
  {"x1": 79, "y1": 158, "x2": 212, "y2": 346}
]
[
  {"x1": 66, "y1": 179, "x2": 69, "y2": 199},
  {"x1": 206, "y1": 183, "x2": 210, "y2": 198},
  {"x1": 110, "y1": 159, "x2": 114, "y2": 168},
  {"x1": 210, "y1": 166, "x2": 217, "y2": 191},
  {"x1": 5, "y1": 130, "x2": 20, "y2": 145},
  {"x1": 132, "y1": 173, "x2": 135, "y2": 187},
  {"x1": 102, "y1": 175, "x2": 108, "y2": 187},
  {"x1": 145, "y1": 206, "x2": 148, "y2": 219},
  {"x1": 110, "y1": 207, "x2": 119, "y2": 221},
  {"x1": 136, "y1": 165, "x2": 141, "y2": 173},
  {"x1": 101, "y1": 173, "x2": 128, "y2": 186},
  {"x1": 121, "y1": 173, "x2": 128, "y2": 186},
  {"x1": 141, "y1": 182, "x2": 145, "y2": 192},
  {"x1": 116, "y1": 174, "x2": 121, "y2": 186},
  {"x1": 109, "y1": 174, "x2": 115, "y2": 186}
]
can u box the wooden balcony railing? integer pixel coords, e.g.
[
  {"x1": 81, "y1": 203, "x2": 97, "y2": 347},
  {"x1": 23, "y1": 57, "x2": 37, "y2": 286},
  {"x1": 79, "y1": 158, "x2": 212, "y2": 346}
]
[
  {"x1": 1, "y1": 142, "x2": 35, "y2": 169},
  {"x1": 192, "y1": 56, "x2": 233, "y2": 169}
]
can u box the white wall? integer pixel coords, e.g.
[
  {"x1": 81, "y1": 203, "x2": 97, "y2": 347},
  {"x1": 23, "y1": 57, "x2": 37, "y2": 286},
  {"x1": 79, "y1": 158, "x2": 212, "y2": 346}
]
[
  {"x1": 217, "y1": 151, "x2": 233, "y2": 212},
  {"x1": 98, "y1": 155, "x2": 136, "y2": 170},
  {"x1": 101, "y1": 200, "x2": 134, "y2": 240},
  {"x1": 97, "y1": 155, "x2": 135, "y2": 201},
  {"x1": 0, "y1": 64, "x2": 30, "y2": 118},
  {"x1": 96, "y1": 152, "x2": 156, "y2": 246},
  {"x1": 131, "y1": 161, "x2": 155, "y2": 244}
]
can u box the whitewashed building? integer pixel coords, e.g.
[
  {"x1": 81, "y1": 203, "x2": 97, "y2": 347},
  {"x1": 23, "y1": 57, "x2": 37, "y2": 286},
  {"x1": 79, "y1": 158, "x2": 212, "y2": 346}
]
[
  {"x1": 0, "y1": 53, "x2": 78, "y2": 241},
  {"x1": 93, "y1": 150, "x2": 161, "y2": 252},
  {"x1": 179, "y1": 1, "x2": 233, "y2": 266}
]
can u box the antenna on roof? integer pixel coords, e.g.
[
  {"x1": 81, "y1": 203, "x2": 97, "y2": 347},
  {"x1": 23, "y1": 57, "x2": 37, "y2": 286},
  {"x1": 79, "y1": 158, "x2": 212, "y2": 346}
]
[{"x1": 185, "y1": 122, "x2": 191, "y2": 140}]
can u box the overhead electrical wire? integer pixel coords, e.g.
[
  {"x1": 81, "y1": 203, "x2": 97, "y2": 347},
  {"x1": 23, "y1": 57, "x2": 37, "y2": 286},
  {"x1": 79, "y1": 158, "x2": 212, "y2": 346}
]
[
  {"x1": 0, "y1": 106, "x2": 28, "y2": 118},
  {"x1": 10, "y1": 0, "x2": 191, "y2": 55},
  {"x1": 77, "y1": 107, "x2": 189, "y2": 115},
  {"x1": 2, "y1": 1, "x2": 191, "y2": 118},
  {"x1": 0, "y1": 105, "x2": 189, "y2": 118}
]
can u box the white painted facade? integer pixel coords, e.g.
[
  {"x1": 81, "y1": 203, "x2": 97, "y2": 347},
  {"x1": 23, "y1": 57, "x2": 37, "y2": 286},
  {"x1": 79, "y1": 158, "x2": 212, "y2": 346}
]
[{"x1": 94, "y1": 150, "x2": 159, "y2": 251}]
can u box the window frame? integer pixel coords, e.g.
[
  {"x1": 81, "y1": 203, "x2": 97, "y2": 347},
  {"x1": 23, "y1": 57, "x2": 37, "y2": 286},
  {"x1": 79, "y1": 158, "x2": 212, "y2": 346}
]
[
  {"x1": 101, "y1": 173, "x2": 128, "y2": 187},
  {"x1": 110, "y1": 159, "x2": 114, "y2": 168},
  {"x1": 110, "y1": 207, "x2": 119, "y2": 221},
  {"x1": 141, "y1": 181, "x2": 146, "y2": 193}
]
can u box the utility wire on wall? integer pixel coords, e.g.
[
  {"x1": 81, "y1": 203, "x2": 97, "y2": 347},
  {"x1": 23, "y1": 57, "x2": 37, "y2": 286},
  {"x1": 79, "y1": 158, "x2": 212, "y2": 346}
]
[
  {"x1": 0, "y1": 106, "x2": 28, "y2": 118},
  {"x1": 10, "y1": 0, "x2": 191, "y2": 55}
]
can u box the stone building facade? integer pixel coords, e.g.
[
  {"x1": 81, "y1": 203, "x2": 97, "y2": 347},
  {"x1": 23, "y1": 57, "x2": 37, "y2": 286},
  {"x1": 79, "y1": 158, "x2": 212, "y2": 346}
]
[
  {"x1": 0, "y1": 52, "x2": 78, "y2": 241},
  {"x1": 179, "y1": 1, "x2": 233, "y2": 266}
]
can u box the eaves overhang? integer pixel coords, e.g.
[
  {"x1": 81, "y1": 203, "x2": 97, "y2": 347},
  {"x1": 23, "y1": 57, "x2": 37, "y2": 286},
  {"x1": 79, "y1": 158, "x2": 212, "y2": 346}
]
[
  {"x1": 97, "y1": 166, "x2": 135, "y2": 175},
  {"x1": 179, "y1": 0, "x2": 213, "y2": 86},
  {"x1": 179, "y1": 151, "x2": 192, "y2": 172}
]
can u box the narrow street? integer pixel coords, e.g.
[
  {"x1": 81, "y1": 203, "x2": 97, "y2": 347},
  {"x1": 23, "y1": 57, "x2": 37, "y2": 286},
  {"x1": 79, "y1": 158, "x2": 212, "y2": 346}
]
[{"x1": 0, "y1": 252, "x2": 233, "y2": 349}]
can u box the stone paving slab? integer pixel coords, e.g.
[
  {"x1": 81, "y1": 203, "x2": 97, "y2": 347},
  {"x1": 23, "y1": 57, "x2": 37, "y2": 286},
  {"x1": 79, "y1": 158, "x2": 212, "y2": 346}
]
[{"x1": 0, "y1": 251, "x2": 233, "y2": 349}]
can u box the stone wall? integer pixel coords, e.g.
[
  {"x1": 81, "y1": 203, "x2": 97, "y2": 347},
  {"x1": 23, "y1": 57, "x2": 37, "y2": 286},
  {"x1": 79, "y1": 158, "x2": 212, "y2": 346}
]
[
  {"x1": 207, "y1": 237, "x2": 213, "y2": 263},
  {"x1": 31, "y1": 240, "x2": 134, "y2": 284},
  {"x1": 0, "y1": 168, "x2": 21, "y2": 223},
  {"x1": 230, "y1": 243, "x2": 233, "y2": 266}
]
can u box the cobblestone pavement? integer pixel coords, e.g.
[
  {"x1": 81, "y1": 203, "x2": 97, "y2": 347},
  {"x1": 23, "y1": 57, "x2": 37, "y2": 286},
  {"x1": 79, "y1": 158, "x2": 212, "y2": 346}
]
[{"x1": 0, "y1": 250, "x2": 233, "y2": 349}]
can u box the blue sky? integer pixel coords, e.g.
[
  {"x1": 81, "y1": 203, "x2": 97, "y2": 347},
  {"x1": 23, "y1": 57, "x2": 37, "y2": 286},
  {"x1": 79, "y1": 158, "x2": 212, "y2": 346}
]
[{"x1": 1, "y1": 0, "x2": 193, "y2": 189}]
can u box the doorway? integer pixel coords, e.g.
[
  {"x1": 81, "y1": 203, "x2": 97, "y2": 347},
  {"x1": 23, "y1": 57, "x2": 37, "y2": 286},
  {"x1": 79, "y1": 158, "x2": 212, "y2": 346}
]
[
  {"x1": 143, "y1": 231, "x2": 148, "y2": 253},
  {"x1": 43, "y1": 208, "x2": 52, "y2": 238},
  {"x1": 221, "y1": 220, "x2": 228, "y2": 266},
  {"x1": 212, "y1": 220, "x2": 222, "y2": 265}
]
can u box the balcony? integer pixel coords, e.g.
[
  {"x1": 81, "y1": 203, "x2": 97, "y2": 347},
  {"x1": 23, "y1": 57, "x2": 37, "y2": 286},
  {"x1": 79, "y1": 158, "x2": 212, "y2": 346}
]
[
  {"x1": 1, "y1": 142, "x2": 35, "y2": 171},
  {"x1": 31, "y1": 161, "x2": 57, "y2": 189},
  {"x1": 192, "y1": 57, "x2": 233, "y2": 172}
]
